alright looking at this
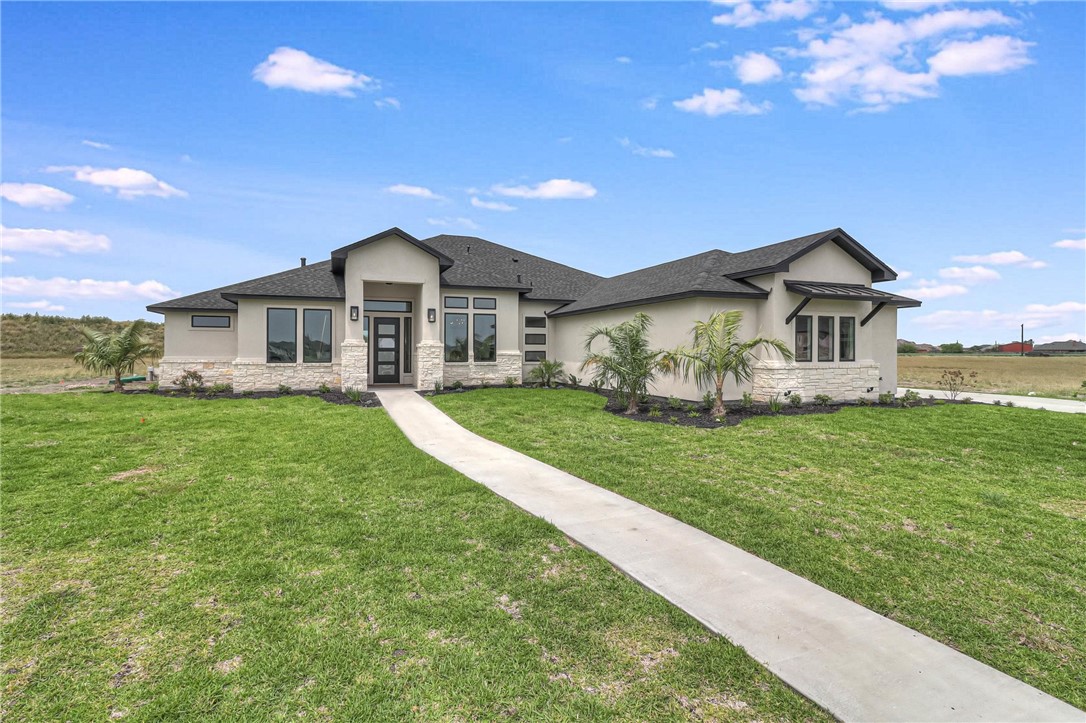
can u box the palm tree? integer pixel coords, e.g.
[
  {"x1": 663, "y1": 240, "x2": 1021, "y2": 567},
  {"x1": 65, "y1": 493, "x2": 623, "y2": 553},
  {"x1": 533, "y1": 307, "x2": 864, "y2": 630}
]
[
  {"x1": 74, "y1": 319, "x2": 159, "y2": 392},
  {"x1": 581, "y1": 312, "x2": 671, "y2": 414},
  {"x1": 664, "y1": 310, "x2": 793, "y2": 417}
]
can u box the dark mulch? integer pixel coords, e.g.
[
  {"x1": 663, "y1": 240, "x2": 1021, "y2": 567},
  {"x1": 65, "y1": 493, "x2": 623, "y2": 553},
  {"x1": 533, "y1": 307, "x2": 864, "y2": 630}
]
[{"x1": 121, "y1": 388, "x2": 382, "y2": 407}]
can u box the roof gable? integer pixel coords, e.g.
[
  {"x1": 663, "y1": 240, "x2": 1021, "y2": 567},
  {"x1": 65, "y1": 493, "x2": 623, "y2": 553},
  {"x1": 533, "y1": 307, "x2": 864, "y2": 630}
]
[
  {"x1": 722, "y1": 228, "x2": 897, "y2": 282},
  {"x1": 330, "y1": 227, "x2": 453, "y2": 274}
]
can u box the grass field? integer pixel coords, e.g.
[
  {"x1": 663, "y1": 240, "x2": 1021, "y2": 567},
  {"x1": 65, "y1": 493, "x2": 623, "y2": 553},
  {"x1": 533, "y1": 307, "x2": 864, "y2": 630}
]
[
  {"x1": 1, "y1": 393, "x2": 825, "y2": 722},
  {"x1": 434, "y1": 389, "x2": 1086, "y2": 709},
  {"x1": 0, "y1": 357, "x2": 107, "y2": 388},
  {"x1": 898, "y1": 354, "x2": 1086, "y2": 399}
]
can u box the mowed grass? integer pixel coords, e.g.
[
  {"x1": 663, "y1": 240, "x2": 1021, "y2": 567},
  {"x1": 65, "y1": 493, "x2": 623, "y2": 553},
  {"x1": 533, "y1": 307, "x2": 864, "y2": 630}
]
[
  {"x1": 0, "y1": 357, "x2": 105, "y2": 388},
  {"x1": 898, "y1": 354, "x2": 1086, "y2": 399},
  {"x1": 433, "y1": 389, "x2": 1086, "y2": 708},
  {"x1": 1, "y1": 394, "x2": 826, "y2": 722}
]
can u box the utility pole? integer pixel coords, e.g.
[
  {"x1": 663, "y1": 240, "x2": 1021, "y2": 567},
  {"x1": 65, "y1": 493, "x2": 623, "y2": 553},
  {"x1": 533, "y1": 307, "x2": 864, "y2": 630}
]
[{"x1": 1021, "y1": 323, "x2": 1025, "y2": 357}]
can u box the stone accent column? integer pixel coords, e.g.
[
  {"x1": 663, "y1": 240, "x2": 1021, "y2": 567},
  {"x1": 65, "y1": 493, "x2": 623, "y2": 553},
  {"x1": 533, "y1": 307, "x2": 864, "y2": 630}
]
[
  {"x1": 340, "y1": 339, "x2": 368, "y2": 391},
  {"x1": 415, "y1": 340, "x2": 444, "y2": 390}
]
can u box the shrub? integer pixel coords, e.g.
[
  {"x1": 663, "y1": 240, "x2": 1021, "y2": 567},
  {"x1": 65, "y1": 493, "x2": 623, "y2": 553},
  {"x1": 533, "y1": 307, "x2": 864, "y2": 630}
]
[
  {"x1": 962, "y1": 396, "x2": 973, "y2": 403},
  {"x1": 480, "y1": 381, "x2": 490, "y2": 389},
  {"x1": 589, "y1": 378, "x2": 603, "y2": 393},
  {"x1": 939, "y1": 342, "x2": 964, "y2": 354},
  {"x1": 1004, "y1": 400, "x2": 1015, "y2": 408},
  {"x1": 878, "y1": 391, "x2": 895, "y2": 405},
  {"x1": 207, "y1": 382, "x2": 233, "y2": 396},
  {"x1": 741, "y1": 392, "x2": 754, "y2": 409},
  {"x1": 667, "y1": 395, "x2": 683, "y2": 410},
  {"x1": 897, "y1": 341, "x2": 918, "y2": 353},
  {"x1": 856, "y1": 396, "x2": 871, "y2": 406},
  {"x1": 344, "y1": 387, "x2": 363, "y2": 402},
  {"x1": 647, "y1": 407, "x2": 662, "y2": 418},
  {"x1": 687, "y1": 410, "x2": 700, "y2": 418},
  {"x1": 174, "y1": 369, "x2": 205, "y2": 393},
  {"x1": 683, "y1": 403, "x2": 698, "y2": 414},
  {"x1": 449, "y1": 380, "x2": 463, "y2": 390},
  {"x1": 992, "y1": 399, "x2": 1002, "y2": 406},
  {"x1": 528, "y1": 359, "x2": 566, "y2": 388},
  {"x1": 318, "y1": 382, "x2": 331, "y2": 394},
  {"x1": 581, "y1": 313, "x2": 669, "y2": 415},
  {"x1": 73, "y1": 318, "x2": 159, "y2": 392},
  {"x1": 240, "y1": 389, "x2": 254, "y2": 397},
  {"x1": 567, "y1": 374, "x2": 581, "y2": 387},
  {"x1": 813, "y1": 394, "x2": 832, "y2": 407},
  {"x1": 277, "y1": 383, "x2": 293, "y2": 395},
  {"x1": 768, "y1": 394, "x2": 784, "y2": 413},
  {"x1": 434, "y1": 380, "x2": 444, "y2": 393},
  {"x1": 702, "y1": 391, "x2": 714, "y2": 410},
  {"x1": 901, "y1": 389, "x2": 921, "y2": 407},
  {"x1": 713, "y1": 415, "x2": 726, "y2": 424},
  {"x1": 147, "y1": 381, "x2": 159, "y2": 393},
  {"x1": 937, "y1": 368, "x2": 978, "y2": 401},
  {"x1": 668, "y1": 415, "x2": 679, "y2": 424},
  {"x1": 787, "y1": 392, "x2": 802, "y2": 408},
  {"x1": 504, "y1": 376, "x2": 518, "y2": 388}
]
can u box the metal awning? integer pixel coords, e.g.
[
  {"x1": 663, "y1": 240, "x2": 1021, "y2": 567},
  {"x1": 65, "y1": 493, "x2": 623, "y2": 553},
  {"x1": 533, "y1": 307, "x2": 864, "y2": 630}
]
[{"x1": 783, "y1": 280, "x2": 921, "y2": 327}]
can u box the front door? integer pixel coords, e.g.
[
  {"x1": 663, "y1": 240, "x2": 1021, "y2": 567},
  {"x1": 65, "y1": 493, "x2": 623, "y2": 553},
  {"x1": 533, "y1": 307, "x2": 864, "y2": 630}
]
[{"x1": 373, "y1": 317, "x2": 400, "y2": 384}]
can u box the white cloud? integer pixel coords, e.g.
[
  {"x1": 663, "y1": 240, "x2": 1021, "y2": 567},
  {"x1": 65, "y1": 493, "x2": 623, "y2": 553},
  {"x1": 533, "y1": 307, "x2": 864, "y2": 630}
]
[
  {"x1": 615, "y1": 56, "x2": 632, "y2": 64},
  {"x1": 1, "y1": 225, "x2": 112, "y2": 256},
  {"x1": 951, "y1": 250, "x2": 1046, "y2": 268},
  {"x1": 1052, "y1": 238, "x2": 1086, "y2": 251},
  {"x1": 374, "y1": 97, "x2": 401, "y2": 110},
  {"x1": 491, "y1": 179, "x2": 597, "y2": 200},
  {"x1": 928, "y1": 35, "x2": 1033, "y2": 77},
  {"x1": 691, "y1": 41, "x2": 723, "y2": 52},
  {"x1": 881, "y1": 1, "x2": 949, "y2": 11},
  {"x1": 253, "y1": 47, "x2": 378, "y2": 97},
  {"x1": 899, "y1": 282, "x2": 968, "y2": 299},
  {"x1": 712, "y1": 0, "x2": 819, "y2": 28},
  {"x1": 471, "y1": 197, "x2": 516, "y2": 212},
  {"x1": 0, "y1": 276, "x2": 175, "y2": 301},
  {"x1": 1, "y1": 255, "x2": 14, "y2": 263},
  {"x1": 81, "y1": 139, "x2": 113, "y2": 150},
  {"x1": 914, "y1": 302, "x2": 1086, "y2": 331},
  {"x1": 385, "y1": 184, "x2": 444, "y2": 201},
  {"x1": 0, "y1": 183, "x2": 75, "y2": 210},
  {"x1": 1036, "y1": 332, "x2": 1084, "y2": 344},
  {"x1": 426, "y1": 217, "x2": 480, "y2": 231},
  {"x1": 937, "y1": 265, "x2": 1001, "y2": 284},
  {"x1": 46, "y1": 165, "x2": 186, "y2": 199},
  {"x1": 674, "y1": 87, "x2": 772, "y2": 116},
  {"x1": 4, "y1": 299, "x2": 65, "y2": 312},
  {"x1": 734, "y1": 52, "x2": 784, "y2": 84},
  {"x1": 640, "y1": 97, "x2": 659, "y2": 110},
  {"x1": 896, "y1": 269, "x2": 913, "y2": 280},
  {"x1": 1024, "y1": 301, "x2": 1086, "y2": 314},
  {"x1": 617, "y1": 138, "x2": 675, "y2": 158}
]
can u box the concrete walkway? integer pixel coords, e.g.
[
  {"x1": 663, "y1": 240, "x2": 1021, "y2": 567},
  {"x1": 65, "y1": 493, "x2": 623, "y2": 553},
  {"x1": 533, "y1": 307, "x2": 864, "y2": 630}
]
[
  {"x1": 377, "y1": 389, "x2": 1083, "y2": 722},
  {"x1": 899, "y1": 388, "x2": 1086, "y2": 414}
]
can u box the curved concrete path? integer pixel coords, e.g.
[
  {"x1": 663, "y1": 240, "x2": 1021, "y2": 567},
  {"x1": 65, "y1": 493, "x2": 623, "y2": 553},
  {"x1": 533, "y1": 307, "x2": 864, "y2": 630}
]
[
  {"x1": 898, "y1": 388, "x2": 1086, "y2": 414},
  {"x1": 377, "y1": 389, "x2": 1083, "y2": 723}
]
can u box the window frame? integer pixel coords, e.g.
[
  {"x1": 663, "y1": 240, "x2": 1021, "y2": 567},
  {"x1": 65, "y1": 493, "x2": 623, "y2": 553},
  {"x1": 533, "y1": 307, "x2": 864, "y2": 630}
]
[
  {"x1": 444, "y1": 312, "x2": 469, "y2": 363},
  {"x1": 404, "y1": 316, "x2": 413, "y2": 374},
  {"x1": 839, "y1": 316, "x2": 856, "y2": 362},
  {"x1": 191, "y1": 314, "x2": 231, "y2": 329},
  {"x1": 444, "y1": 296, "x2": 468, "y2": 309},
  {"x1": 795, "y1": 315, "x2": 812, "y2": 363},
  {"x1": 524, "y1": 316, "x2": 547, "y2": 328},
  {"x1": 473, "y1": 297, "x2": 497, "y2": 310},
  {"x1": 266, "y1": 307, "x2": 298, "y2": 364},
  {"x1": 363, "y1": 299, "x2": 412, "y2": 313},
  {"x1": 818, "y1": 316, "x2": 835, "y2": 362},
  {"x1": 524, "y1": 350, "x2": 546, "y2": 363},
  {"x1": 302, "y1": 308, "x2": 333, "y2": 364},
  {"x1": 524, "y1": 333, "x2": 547, "y2": 346},
  {"x1": 473, "y1": 313, "x2": 497, "y2": 363}
]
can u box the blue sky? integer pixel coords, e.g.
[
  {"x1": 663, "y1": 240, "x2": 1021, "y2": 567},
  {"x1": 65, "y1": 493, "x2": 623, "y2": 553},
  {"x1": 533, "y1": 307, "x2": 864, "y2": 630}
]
[{"x1": 2, "y1": 1, "x2": 1083, "y2": 345}]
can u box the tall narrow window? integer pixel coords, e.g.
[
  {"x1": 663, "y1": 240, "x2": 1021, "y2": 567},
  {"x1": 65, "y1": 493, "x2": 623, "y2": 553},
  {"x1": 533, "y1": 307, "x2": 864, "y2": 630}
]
[
  {"x1": 267, "y1": 308, "x2": 297, "y2": 363},
  {"x1": 363, "y1": 316, "x2": 370, "y2": 342},
  {"x1": 303, "y1": 309, "x2": 332, "y2": 363},
  {"x1": 818, "y1": 316, "x2": 834, "y2": 362},
  {"x1": 403, "y1": 317, "x2": 413, "y2": 373},
  {"x1": 474, "y1": 314, "x2": 496, "y2": 362},
  {"x1": 795, "y1": 315, "x2": 812, "y2": 362},
  {"x1": 840, "y1": 316, "x2": 856, "y2": 362},
  {"x1": 445, "y1": 313, "x2": 468, "y2": 362}
]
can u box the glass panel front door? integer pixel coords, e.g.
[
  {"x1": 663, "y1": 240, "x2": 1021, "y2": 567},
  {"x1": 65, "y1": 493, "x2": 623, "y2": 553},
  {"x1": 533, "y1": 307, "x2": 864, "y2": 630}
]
[{"x1": 373, "y1": 317, "x2": 400, "y2": 384}]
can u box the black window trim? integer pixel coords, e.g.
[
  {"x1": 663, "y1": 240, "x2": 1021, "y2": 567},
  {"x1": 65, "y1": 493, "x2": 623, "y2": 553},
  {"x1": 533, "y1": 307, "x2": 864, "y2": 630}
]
[
  {"x1": 818, "y1": 315, "x2": 835, "y2": 363},
  {"x1": 444, "y1": 312, "x2": 468, "y2": 363},
  {"x1": 473, "y1": 297, "x2": 497, "y2": 310},
  {"x1": 840, "y1": 315, "x2": 856, "y2": 362},
  {"x1": 524, "y1": 333, "x2": 547, "y2": 346},
  {"x1": 363, "y1": 299, "x2": 412, "y2": 313},
  {"x1": 191, "y1": 314, "x2": 231, "y2": 329},
  {"x1": 795, "y1": 315, "x2": 812, "y2": 363},
  {"x1": 473, "y1": 313, "x2": 497, "y2": 363},
  {"x1": 444, "y1": 296, "x2": 469, "y2": 309},
  {"x1": 302, "y1": 307, "x2": 333, "y2": 364},
  {"x1": 524, "y1": 350, "x2": 546, "y2": 363},
  {"x1": 404, "y1": 316, "x2": 413, "y2": 374},
  {"x1": 524, "y1": 316, "x2": 547, "y2": 328},
  {"x1": 267, "y1": 307, "x2": 298, "y2": 364}
]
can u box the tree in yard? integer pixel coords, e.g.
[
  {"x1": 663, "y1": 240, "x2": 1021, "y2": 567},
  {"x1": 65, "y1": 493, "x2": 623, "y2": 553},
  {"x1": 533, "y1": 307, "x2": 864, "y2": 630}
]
[
  {"x1": 663, "y1": 310, "x2": 793, "y2": 417},
  {"x1": 73, "y1": 319, "x2": 159, "y2": 392},
  {"x1": 581, "y1": 312, "x2": 671, "y2": 414}
]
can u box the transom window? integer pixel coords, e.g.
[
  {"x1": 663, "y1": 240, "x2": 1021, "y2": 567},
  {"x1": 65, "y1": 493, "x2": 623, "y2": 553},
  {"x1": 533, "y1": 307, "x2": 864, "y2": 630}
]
[
  {"x1": 363, "y1": 300, "x2": 412, "y2": 313},
  {"x1": 524, "y1": 333, "x2": 546, "y2": 345},
  {"x1": 444, "y1": 296, "x2": 468, "y2": 309},
  {"x1": 473, "y1": 297, "x2": 497, "y2": 309},
  {"x1": 192, "y1": 315, "x2": 230, "y2": 328},
  {"x1": 524, "y1": 351, "x2": 546, "y2": 362},
  {"x1": 524, "y1": 316, "x2": 547, "y2": 328}
]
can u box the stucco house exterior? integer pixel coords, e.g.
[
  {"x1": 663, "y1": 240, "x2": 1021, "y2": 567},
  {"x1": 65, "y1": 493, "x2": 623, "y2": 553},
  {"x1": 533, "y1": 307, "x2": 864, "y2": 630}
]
[{"x1": 147, "y1": 227, "x2": 920, "y2": 401}]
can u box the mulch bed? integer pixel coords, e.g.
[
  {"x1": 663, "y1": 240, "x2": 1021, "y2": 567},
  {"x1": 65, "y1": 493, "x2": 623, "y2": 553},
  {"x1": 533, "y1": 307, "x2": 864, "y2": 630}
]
[{"x1": 122, "y1": 388, "x2": 382, "y2": 407}]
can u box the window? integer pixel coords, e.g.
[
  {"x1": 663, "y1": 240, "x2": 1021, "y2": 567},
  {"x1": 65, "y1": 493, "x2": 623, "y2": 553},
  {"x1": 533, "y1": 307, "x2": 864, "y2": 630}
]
[
  {"x1": 525, "y1": 351, "x2": 546, "y2": 362},
  {"x1": 474, "y1": 314, "x2": 496, "y2": 362},
  {"x1": 524, "y1": 333, "x2": 546, "y2": 345},
  {"x1": 267, "y1": 308, "x2": 297, "y2": 363},
  {"x1": 445, "y1": 313, "x2": 468, "y2": 362},
  {"x1": 840, "y1": 316, "x2": 856, "y2": 362},
  {"x1": 525, "y1": 316, "x2": 547, "y2": 328},
  {"x1": 302, "y1": 309, "x2": 332, "y2": 363},
  {"x1": 818, "y1": 316, "x2": 834, "y2": 362},
  {"x1": 404, "y1": 317, "x2": 413, "y2": 373},
  {"x1": 473, "y1": 297, "x2": 496, "y2": 309},
  {"x1": 363, "y1": 300, "x2": 412, "y2": 313},
  {"x1": 795, "y1": 316, "x2": 812, "y2": 362},
  {"x1": 192, "y1": 315, "x2": 230, "y2": 328},
  {"x1": 363, "y1": 316, "x2": 370, "y2": 342},
  {"x1": 444, "y1": 296, "x2": 468, "y2": 309}
]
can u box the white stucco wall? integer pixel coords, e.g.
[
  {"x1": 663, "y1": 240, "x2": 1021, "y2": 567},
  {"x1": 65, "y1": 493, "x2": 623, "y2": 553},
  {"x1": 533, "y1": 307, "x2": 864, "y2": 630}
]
[{"x1": 161, "y1": 311, "x2": 238, "y2": 360}]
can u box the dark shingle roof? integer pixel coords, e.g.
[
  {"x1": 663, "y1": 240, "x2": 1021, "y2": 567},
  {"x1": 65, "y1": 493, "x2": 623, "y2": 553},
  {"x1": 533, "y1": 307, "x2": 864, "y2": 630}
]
[
  {"x1": 146, "y1": 288, "x2": 238, "y2": 313},
  {"x1": 147, "y1": 260, "x2": 343, "y2": 313},
  {"x1": 720, "y1": 228, "x2": 896, "y2": 282},
  {"x1": 423, "y1": 234, "x2": 604, "y2": 302}
]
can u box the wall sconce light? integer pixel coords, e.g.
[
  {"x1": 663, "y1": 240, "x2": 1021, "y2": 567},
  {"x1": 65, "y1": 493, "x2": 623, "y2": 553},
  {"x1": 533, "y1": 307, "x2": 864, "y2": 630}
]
[
  {"x1": 427, "y1": 308, "x2": 437, "y2": 323},
  {"x1": 350, "y1": 306, "x2": 359, "y2": 321}
]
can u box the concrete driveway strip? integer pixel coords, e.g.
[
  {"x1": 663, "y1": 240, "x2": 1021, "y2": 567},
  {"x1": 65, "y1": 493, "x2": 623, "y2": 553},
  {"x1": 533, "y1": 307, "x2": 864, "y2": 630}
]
[
  {"x1": 898, "y1": 388, "x2": 1086, "y2": 413},
  {"x1": 377, "y1": 389, "x2": 1084, "y2": 723}
]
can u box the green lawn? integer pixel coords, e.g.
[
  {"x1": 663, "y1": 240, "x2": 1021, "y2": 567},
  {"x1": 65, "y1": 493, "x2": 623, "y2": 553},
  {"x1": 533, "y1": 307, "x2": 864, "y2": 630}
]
[
  {"x1": 433, "y1": 389, "x2": 1086, "y2": 709},
  {"x1": 1, "y1": 393, "x2": 825, "y2": 722}
]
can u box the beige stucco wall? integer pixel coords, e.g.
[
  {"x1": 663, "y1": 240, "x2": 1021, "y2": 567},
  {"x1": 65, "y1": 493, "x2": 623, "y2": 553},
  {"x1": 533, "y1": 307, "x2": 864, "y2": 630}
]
[
  {"x1": 235, "y1": 298, "x2": 344, "y2": 362},
  {"x1": 439, "y1": 287, "x2": 522, "y2": 386},
  {"x1": 344, "y1": 236, "x2": 441, "y2": 344},
  {"x1": 161, "y1": 311, "x2": 238, "y2": 360}
]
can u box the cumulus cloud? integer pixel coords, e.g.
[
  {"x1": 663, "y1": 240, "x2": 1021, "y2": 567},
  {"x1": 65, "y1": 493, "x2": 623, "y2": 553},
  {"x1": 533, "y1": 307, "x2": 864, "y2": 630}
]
[
  {"x1": 928, "y1": 35, "x2": 1033, "y2": 77},
  {"x1": 253, "y1": 47, "x2": 378, "y2": 97},
  {"x1": 618, "y1": 138, "x2": 675, "y2": 158},
  {"x1": 712, "y1": 0, "x2": 818, "y2": 28},
  {"x1": 881, "y1": 1, "x2": 949, "y2": 10},
  {"x1": 1036, "y1": 332, "x2": 1084, "y2": 344},
  {"x1": 734, "y1": 52, "x2": 784, "y2": 84},
  {"x1": 4, "y1": 299, "x2": 65, "y2": 312},
  {"x1": 1052, "y1": 238, "x2": 1085, "y2": 251},
  {"x1": 426, "y1": 217, "x2": 480, "y2": 231},
  {"x1": 1, "y1": 225, "x2": 111, "y2": 256},
  {"x1": 674, "y1": 87, "x2": 772, "y2": 116},
  {"x1": 385, "y1": 184, "x2": 444, "y2": 201},
  {"x1": 898, "y1": 282, "x2": 968, "y2": 300},
  {"x1": 46, "y1": 166, "x2": 186, "y2": 199},
  {"x1": 0, "y1": 276, "x2": 175, "y2": 301},
  {"x1": 0, "y1": 183, "x2": 75, "y2": 210},
  {"x1": 374, "y1": 97, "x2": 401, "y2": 110},
  {"x1": 615, "y1": 56, "x2": 632, "y2": 64},
  {"x1": 640, "y1": 97, "x2": 660, "y2": 111},
  {"x1": 81, "y1": 139, "x2": 112, "y2": 150},
  {"x1": 951, "y1": 250, "x2": 1046, "y2": 268},
  {"x1": 895, "y1": 269, "x2": 913, "y2": 280},
  {"x1": 914, "y1": 301, "x2": 1086, "y2": 330},
  {"x1": 937, "y1": 265, "x2": 1001, "y2": 284},
  {"x1": 1, "y1": 255, "x2": 14, "y2": 263},
  {"x1": 471, "y1": 197, "x2": 516, "y2": 212},
  {"x1": 491, "y1": 179, "x2": 597, "y2": 200}
]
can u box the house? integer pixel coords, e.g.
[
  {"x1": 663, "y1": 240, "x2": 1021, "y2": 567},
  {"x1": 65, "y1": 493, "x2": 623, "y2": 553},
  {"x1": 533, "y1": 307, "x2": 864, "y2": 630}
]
[
  {"x1": 147, "y1": 227, "x2": 921, "y2": 401},
  {"x1": 997, "y1": 341, "x2": 1033, "y2": 353},
  {"x1": 1032, "y1": 339, "x2": 1086, "y2": 354}
]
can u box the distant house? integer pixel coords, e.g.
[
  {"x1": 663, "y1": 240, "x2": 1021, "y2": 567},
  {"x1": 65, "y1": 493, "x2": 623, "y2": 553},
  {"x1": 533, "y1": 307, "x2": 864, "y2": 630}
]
[
  {"x1": 1032, "y1": 340, "x2": 1086, "y2": 354},
  {"x1": 915, "y1": 343, "x2": 937, "y2": 353},
  {"x1": 997, "y1": 341, "x2": 1033, "y2": 353}
]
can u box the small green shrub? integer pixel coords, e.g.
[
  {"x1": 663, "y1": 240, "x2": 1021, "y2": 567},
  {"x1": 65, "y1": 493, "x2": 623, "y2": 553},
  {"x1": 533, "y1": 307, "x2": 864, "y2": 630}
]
[
  {"x1": 878, "y1": 391, "x2": 895, "y2": 405},
  {"x1": 813, "y1": 394, "x2": 832, "y2": 407},
  {"x1": 277, "y1": 383, "x2": 292, "y2": 395},
  {"x1": 713, "y1": 415, "x2": 726, "y2": 424},
  {"x1": 589, "y1": 378, "x2": 603, "y2": 393},
  {"x1": 528, "y1": 359, "x2": 566, "y2": 388},
  {"x1": 788, "y1": 392, "x2": 802, "y2": 408},
  {"x1": 1004, "y1": 400, "x2": 1015, "y2": 408},
  {"x1": 318, "y1": 382, "x2": 331, "y2": 394},
  {"x1": 147, "y1": 381, "x2": 159, "y2": 393},
  {"x1": 856, "y1": 396, "x2": 871, "y2": 406},
  {"x1": 993, "y1": 399, "x2": 1002, "y2": 406},
  {"x1": 702, "y1": 391, "x2": 714, "y2": 410},
  {"x1": 687, "y1": 410, "x2": 700, "y2": 418},
  {"x1": 451, "y1": 380, "x2": 464, "y2": 390},
  {"x1": 344, "y1": 387, "x2": 363, "y2": 402},
  {"x1": 683, "y1": 403, "x2": 698, "y2": 414},
  {"x1": 434, "y1": 380, "x2": 444, "y2": 393},
  {"x1": 504, "y1": 376, "x2": 518, "y2": 388},
  {"x1": 741, "y1": 392, "x2": 754, "y2": 409},
  {"x1": 668, "y1": 415, "x2": 679, "y2": 424},
  {"x1": 768, "y1": 394, "x2": 784, "y2": 413},
  {"x1": 567, "y1": 374, "x2": 581, "y2": 387},
  {"x1": 480, "y1": 381, "x2": 490, "y2": 389},
  {"x1": 962, "y1": 396, "x2": 973, "y2": 403},
  {"x1": 173, "y1": 369, "x2": 204, "y2": 392},
  {"x1": 207, "y1": 382, "x2": 233, "y2": 396},
  {"x1": 901, "y1": 389, "x2": 921, "y2": 407},
  {"x1": 647, "y1": 407, "x2": 662, "y2": 418},
  {"x1": 667, "y1": 395, "x2": 682, "y2": 410},
  {"x1": 241, "y1": 390, "x2": 254, "y2": 398}
]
